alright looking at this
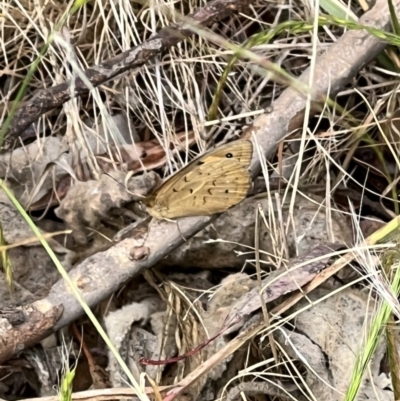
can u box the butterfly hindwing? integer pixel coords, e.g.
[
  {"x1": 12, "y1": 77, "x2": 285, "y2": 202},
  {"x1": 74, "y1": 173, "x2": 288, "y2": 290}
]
[
  {"x1": 162, "y1": 160, "x2": 251, "y2": 217},
  {"x1": 145, "y1": 140, "x2": 253, "y2": 219}
]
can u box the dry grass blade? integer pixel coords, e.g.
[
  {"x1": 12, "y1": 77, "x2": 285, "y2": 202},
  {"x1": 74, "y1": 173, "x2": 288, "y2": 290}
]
[
  {"x1": 163, "y1": 217, "x2": 400, "y2": 401},
  {"x1": 223, "y1": 243, "x2": 344, "y2": 329},
  {"x1": 273, "y1": 216, "x2": 400, "y2": 318},
  {"x1": 20, "y1": 386, "x2": 175, "y2": 401},
  {"x1": 2, "y1": 0, "x2": 248, "y2": 141},
  {"x1": 162, "y1": 319, "x2": 264, "y2": 401}
]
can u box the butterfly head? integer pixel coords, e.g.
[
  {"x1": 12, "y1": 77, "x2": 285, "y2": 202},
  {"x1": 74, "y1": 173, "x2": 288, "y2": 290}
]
[{"x1": 142, "y1": 194, "x2": 168, "y2": 220}]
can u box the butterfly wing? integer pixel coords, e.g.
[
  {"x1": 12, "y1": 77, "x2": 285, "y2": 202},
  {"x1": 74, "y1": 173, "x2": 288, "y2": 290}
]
[
  {"x1": 145, "y1": 140, "x2": 253, "y2": 219},
  {"x1": 158, "y1": 159, "x2": 251, "y2": 218}
]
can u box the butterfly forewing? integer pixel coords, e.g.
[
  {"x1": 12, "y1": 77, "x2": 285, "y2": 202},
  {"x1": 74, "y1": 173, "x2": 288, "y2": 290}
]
[
  {"x1": 197, "y1": 140, "x2": 253, "y2": 167},
  {"x1": 152, "y1": 140, "x2": 252, "y2": 195}
]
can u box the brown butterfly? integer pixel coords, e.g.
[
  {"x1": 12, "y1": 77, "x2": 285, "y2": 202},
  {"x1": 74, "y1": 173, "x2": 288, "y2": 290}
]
[{"x1": 143, "y1": 140, "x2": 253, "y2": 220}]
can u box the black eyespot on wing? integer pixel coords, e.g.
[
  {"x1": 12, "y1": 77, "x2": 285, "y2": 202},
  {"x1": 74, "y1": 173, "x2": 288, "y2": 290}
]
[
  {"x1": 197, "y1": 161, "x2": 205, "y2": 165},
  {"x1": 173, "y1": 188, "x2": 178, "y2": 192},
  {"x1": 226, "y1": 152, "x2": 233, "y2": 158},
  {"x1": 141, "y1": 150, "x2": 147, "y2": 158},
  {"x1": 184, "y1": 176, "x2": 189, "y2": 182},
  {"x1": 225, "y1": 189, "x2": 229, "y2": 194},
  {"x1": 190, "y1": 189, "x2": 194, "y2": 194}
]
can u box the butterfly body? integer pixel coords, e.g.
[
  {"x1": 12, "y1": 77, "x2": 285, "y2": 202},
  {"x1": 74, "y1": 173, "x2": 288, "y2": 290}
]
[{"x1": 144, "y1": 140, "x2": 253, "y2": 220}]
